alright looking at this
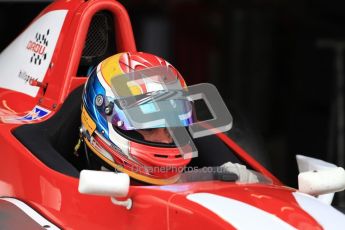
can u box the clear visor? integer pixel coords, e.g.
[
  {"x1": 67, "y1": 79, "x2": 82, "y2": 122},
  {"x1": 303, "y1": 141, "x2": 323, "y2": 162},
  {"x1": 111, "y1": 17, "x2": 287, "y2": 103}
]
[{"x1": 109, "y1": 66, "x2": 194, "y2": 130}]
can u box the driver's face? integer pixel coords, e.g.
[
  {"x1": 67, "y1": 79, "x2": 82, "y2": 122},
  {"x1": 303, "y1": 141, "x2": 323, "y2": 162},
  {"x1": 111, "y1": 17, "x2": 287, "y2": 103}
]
[{"x1": 136, "y1": 128, "x2": 173, "y2": 144}]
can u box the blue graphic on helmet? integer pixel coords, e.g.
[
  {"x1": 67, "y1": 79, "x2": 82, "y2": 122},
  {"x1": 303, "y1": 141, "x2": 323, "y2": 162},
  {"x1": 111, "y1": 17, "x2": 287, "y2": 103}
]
[{"x1": 82, "y1": 70, "x2": 109, "y2": 139}]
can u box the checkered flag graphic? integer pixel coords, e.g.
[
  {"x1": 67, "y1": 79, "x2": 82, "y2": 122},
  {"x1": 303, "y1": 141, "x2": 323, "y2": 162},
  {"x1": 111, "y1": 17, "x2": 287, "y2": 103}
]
[{"x1": 29, "y1": 29, "x2": 50, "y2": 65}]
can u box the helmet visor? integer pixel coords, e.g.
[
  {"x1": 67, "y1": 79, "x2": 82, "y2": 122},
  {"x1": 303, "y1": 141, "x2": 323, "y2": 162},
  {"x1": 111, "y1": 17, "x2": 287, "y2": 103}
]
[{"x1": 109, "y1": 66, "x2": 194, "y2": 130}]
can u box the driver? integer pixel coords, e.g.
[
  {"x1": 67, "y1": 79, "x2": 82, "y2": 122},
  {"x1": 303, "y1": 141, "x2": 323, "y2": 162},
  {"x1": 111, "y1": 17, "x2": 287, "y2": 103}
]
[{"x1": 78, "y1": 52, "x2": 258, "y2": 185}]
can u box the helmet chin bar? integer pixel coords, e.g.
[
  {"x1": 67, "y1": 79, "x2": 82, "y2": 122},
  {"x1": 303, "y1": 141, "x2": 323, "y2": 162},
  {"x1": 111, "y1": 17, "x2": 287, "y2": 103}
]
[{"x1": 81, "y1": 124, "x2": 187, "y2": 185}]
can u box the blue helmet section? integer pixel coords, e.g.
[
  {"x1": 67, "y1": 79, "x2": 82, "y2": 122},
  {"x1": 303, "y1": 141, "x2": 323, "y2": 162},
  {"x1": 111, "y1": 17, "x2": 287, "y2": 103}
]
[{"x1": 82, "y1": 70, "x2": 109, "y2": 139}]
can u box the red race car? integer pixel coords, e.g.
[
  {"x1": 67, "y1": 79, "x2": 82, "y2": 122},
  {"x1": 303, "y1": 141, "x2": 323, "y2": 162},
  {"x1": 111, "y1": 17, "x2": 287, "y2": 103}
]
[{"x1": 1, "y1": 0, "x2": 345, "y2": 229}]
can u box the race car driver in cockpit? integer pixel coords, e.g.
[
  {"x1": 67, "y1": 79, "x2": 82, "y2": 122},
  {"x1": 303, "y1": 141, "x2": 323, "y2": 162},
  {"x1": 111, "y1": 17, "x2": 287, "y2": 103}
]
[{"x1": 76, "y1": 51, "x2": 258, "y2": 185}]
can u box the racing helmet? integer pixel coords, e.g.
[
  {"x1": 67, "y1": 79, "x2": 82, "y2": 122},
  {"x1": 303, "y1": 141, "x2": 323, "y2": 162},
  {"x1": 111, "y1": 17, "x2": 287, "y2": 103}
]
[{"x1": 81, "y1": 52, "x2": 194, "y2": 185}]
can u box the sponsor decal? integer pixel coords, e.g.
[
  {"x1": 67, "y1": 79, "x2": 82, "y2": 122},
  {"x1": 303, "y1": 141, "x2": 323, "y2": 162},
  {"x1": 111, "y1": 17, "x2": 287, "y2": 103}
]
[
  {"x1": 1, "y1": 105, "x2": 51, "y2": 124},
  {"x1": 81, "y1": 106, "x2": 96, "y2": 135},
  {"x1": 0, "y1": 10, "x2": 68, "y2": 97},
  {"x1": 26, "y1": 29, "x2": 50, "y2": 65},
  {"x1": 18, "y1": 105, "x2": 50, "y2": 121},
  {"x1": 18, "y1": 70, "x2": 37, "y2": 84}
]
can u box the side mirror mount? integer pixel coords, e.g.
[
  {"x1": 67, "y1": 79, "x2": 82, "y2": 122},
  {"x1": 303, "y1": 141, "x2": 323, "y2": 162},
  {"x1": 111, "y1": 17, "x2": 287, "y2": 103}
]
[
  {"x1": 78, "y1": 170, "x2": 132, "y2": 209},
  {"x1": 296, "y1": 155, "x2": 345, "y2": 205}
]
